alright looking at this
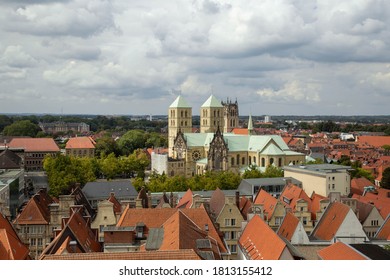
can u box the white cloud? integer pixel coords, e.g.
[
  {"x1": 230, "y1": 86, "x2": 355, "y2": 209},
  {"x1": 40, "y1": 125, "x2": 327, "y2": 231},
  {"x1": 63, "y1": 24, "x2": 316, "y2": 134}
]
[
  {"x1": 256, "y1": 80, "x2": 321, "y2": 104},
  {"x1": 1, "y1": 45, "x2": 37, "y2": 68}
]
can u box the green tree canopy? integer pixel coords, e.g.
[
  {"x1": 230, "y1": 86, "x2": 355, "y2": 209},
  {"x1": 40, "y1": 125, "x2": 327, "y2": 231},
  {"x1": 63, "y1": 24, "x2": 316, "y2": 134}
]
[
  {"x1": 3, "y1": 120, "x2": 41, "y2": 137},
  {"x1": 43, "y1": 154, "x2": 96, "y2": 197},
  {"x1": 95, "y1": 134, "x2": 120, "y2": 157},
  {"x1": 117, "y1": 130, "x2": 146, "y2": 155}
]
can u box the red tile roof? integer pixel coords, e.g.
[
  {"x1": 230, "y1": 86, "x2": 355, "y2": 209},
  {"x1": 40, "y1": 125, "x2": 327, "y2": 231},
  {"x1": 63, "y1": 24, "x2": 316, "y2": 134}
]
[
  {"x1": 232, "y1": 128, "x2": 249, "y2": 135},
  {"x1": 277, "y1": 212, "x2": 300, "y2": 242},
  {"x1": 239, "y1": 215, "x2": 287, "y2": 260},
  {"x1": 40, "y1": 249, "x2": 202, "y2": 260},
  {"x1": 351, "y1": 177, "x2": 376, "y2": 196},
  {"x1": 8, "y1": 138, "x2": 60, "y2": 152},
  {"x1": 317, "y1": 242, "x2": 368, "y2": 260},
  {"x1": 176, "y1": 189, "x2": 194, "y2": 209},
  {"x1": 116, "y1": 207, "x2": 227, "y2": 254},
  {"x1": 254, "y1": 189, "x2": 280, "y2": 220},
  {"x1": 375, "y1": 214, "x2": 390, "y2": 240},
  {"x1": 352, "y1": 192, "x2": 390, "y2": 219},
  {"x1": 41, "y1": 206, "x2": 101, "y2": 256},
  {"x1": 65, "y1": 137, "x2": 95, "y2": 149},
  {"x1": 309, "y1": 193, "x2": 327, "y2": 220},
  {"x1": 0, "y1": 214, "x2": 30, "y2": 260},
  {"x1": 13, "y1": 189, "x2": 54, "y2": 225},
  {"x1": 280, "y1": 184, "x2": 311, "y2": 211},
  {"x1": 107, "y1": 193, "x2": 122, "y2": 214},
  {"x1": 356, "y1": 136, "x2": 390, "y2": 148},
  {"x1": 311, "y1": 202, "x2": 350, "y2": 241}
]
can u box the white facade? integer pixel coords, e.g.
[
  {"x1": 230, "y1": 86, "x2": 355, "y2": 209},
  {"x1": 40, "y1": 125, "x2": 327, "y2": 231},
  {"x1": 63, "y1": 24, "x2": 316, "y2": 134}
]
[{"x1": 334, "y1": 209, "x2": 368, "y2": 244}]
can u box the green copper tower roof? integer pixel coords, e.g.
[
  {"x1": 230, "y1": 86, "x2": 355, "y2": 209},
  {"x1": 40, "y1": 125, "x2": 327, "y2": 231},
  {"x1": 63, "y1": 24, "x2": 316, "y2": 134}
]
[
  {"x1": 169, "y1": 96, "x2": 191, "y2": 108},
  {"x1": 201, "y1": 95, "x2": 223, "y2": 108}
]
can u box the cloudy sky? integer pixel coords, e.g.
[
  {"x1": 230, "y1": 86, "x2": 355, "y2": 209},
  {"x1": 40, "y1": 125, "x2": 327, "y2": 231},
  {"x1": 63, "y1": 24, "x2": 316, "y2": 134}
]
[{"x1": 0, "y1": 0, "x2": 389, "y2": 116}]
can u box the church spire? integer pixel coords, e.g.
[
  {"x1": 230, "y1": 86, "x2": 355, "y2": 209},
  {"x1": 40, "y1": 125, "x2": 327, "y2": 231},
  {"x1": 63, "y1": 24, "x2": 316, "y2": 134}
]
[{"x1": 248, "y1": 114, "x2": 253, "y2": 135}]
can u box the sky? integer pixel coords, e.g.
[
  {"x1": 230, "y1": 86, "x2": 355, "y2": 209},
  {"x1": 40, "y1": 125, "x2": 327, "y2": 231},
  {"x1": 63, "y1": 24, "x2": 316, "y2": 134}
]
[{"x1": 0, "y1": 0, "x2": 390, "y2": 116}]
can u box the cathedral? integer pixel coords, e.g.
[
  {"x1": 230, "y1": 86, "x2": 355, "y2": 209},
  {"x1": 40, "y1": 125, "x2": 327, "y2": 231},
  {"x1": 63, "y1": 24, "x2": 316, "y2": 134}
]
[{"x1": 152, "y1": 95, "x2": 305, "y2": 177}]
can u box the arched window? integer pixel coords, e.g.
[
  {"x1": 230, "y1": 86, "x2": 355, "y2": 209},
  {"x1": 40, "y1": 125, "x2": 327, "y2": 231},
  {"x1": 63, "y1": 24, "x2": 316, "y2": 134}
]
[
  {"x1": 237, "y1": 154, "x2": 240, "y2": 165},
  {"x1": 253, "y1": 156, "x2": 256, "y2": 164},
  {"x1": 242, "y1": 157, "x2": 245, "y2": 165},
  {"x1": 261, "y1": 158, "x2": 265, "y2": 167},
  {"x1": 278, "y1": 158, "x2": 282, "y2": 167},
  {"x1": 231, "y1": 157, "x2": 234, "y2": 166},
  {"x1": 249, "y1": 156, "x2": 252, "y2": 164},
  {"x1": 181, "y1": 111, "x2": 183, "y2": 117},
  {"x1": 270, "y1": 158, "x2": 274, "y2": 165}
]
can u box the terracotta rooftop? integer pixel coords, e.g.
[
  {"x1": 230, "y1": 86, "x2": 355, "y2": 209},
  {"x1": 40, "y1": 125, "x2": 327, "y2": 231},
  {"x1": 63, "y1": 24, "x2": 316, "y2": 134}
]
[
  {"x1": 176, "y1": 189, "x2": 194, "y2": 209},
  {"x1": 277, "y1": 212, "x2": 300, "y2": 242},
  {"x1": 13, "y1": 189, "x2": 54, "y2": 225},
  {"x1": 239, "y1": 215, "x2": 287, "y2": 260},
  {"x1": 40, "y1": 249, "x2": 202, "y2": 260},
  {"x1": 254, "y1": 189, "x2": 280, "y2": 221},
  {"x1": 280, "y1": 184, "x2": 311, "y2": 211},
  {"x1": 65, "y1": 137, "x2": 95, "y2": 149},
  {"x1": 8, "y1": 138, "x2": 60, "y2": 152},
  {"x1": 317, "y1": 242, "x2": 368, "y2": 260},
  {"x1": 375, "y1": 214, "x2": 390, "y2": 240},
  {"x1": 356, "y1": 136, "x2": 390, "y2": 148},
  {"x1": 351, "y1": 177, "x2": 376, "y2": 196},
  {"x1": 0, "y1": 214, "x2": 30, "y2": 260},
  {"x1": 0, "y1": 149, "x2": 22, "y2": 169},
  {"x1": 352, "y1": 192, "x2": 390, "y2": 219},
  {"x1": 116, "y1": 207, "x2": 227, "y2": 254},
  {"x1": 311, "y1": 202, "x2": 350, "y2": 241}
]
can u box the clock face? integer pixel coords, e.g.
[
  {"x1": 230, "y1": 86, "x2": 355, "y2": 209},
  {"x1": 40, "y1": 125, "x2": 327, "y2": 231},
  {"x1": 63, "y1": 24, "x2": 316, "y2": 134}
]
[{"x1": 192, "y1": 150, "x2": 201, "y2": 161}]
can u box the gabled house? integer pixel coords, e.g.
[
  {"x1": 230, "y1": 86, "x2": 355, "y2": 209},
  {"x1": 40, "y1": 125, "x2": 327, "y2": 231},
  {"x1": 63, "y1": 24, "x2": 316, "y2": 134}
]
[
  {"x1": 253, "y1": 189, "x2": 285, "y2": 230},
  {"x1": 40, "y1": 205, "x2": 101, "y2": 258},
  {"x1": 91, "y1": 193, "x2": 122, "y2": 242},
  {"x1": 310, "y1": 201, "x2": 368, "y2": 244},
  {"x1": 0, "y1": 213, "x2": 30, "y2": 260},
  {"x1": 277, "y1": 212, "x2": 310, "y2": 245},
  {"x1": 208, "y1": 188, "x2": 244, "y2": 259},
  {"x1": 13, "y1": 188, "x2": 54, "y2": 259},
  {"x1": 112, "y1": 207, "x2": 228, "y2": 259},
  {"x1": 356, "y1": 200, "x2": 384, "y2": 239},
  {"x1": 176, "y1": 188, "x2": 194, "y2": 208},
  {"x1": 280, "y1": 183, "x2": 313, "y2": 233},
  {"x1": 238, "y1": 215, "x2": 294, "y2": 260}
]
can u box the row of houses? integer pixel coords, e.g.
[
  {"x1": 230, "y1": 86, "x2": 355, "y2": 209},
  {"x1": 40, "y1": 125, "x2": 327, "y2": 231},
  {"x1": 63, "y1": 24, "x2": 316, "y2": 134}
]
[{"x1": 1, "y1": 172, "x2": 389, "y2": 260}]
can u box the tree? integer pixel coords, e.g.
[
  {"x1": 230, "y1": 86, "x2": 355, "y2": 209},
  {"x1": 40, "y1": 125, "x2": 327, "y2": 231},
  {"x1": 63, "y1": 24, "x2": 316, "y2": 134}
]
[
  {"x1": 95, "y1": 134, "x2": 120, "y2": 157},
  {"x1": 3, "y1": 120, "x2": 41, "y2": 137},
  {"x1": 242, "y1": 165, "x2": 263, "y2": 179},
  {"x1": 0, "y1": 115, "x2": 12, "y2": 132},
  {"x1": 43, "y1": 154, "x2": 96, "y2": 197},
  {"x1": 99, "y1": 153, "x2": 120, "y2": 180},
  {"x1": 263, "y1": 165, "x2": 284, "y2": 178},
  {"x1": 381, "y1": 167, "x2": 390, "y2": 189},
  {"x1": 117, "y1": 130, "x2": 146, "y2": 155}
]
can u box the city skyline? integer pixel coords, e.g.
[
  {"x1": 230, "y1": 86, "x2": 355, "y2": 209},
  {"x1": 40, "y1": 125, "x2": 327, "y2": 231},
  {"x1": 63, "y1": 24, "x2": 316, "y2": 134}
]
[{"x1": 1, "y1": 1, "x2": 390, "y2": 116}]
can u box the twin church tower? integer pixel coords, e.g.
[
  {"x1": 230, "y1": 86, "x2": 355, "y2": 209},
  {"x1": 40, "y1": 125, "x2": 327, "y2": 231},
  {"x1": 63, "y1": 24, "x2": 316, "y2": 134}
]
[{"x1": 168, "y1": 95, "x2": 239, "y2": 157}]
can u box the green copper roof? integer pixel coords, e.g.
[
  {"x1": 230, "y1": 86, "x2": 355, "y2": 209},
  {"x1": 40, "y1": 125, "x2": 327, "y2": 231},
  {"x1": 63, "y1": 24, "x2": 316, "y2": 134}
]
[
  {"x1": 169, "y1": 96, "x2": 191, "y2": 108},
  {"x1": 261, "y1": 143, "x2": 284, "y2": 155},
  {"x1": 201, "y1": 95, "x2": 223, "y2": 108},
  {"x1": 182, "y1": 133, "x2": 297, "y2": 154}
]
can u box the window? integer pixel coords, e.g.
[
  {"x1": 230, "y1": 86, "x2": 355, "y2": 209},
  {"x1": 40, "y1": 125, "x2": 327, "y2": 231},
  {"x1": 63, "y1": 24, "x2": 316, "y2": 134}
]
[
  {"x1": 249, "y1": 156, "x2": 252, "y2": 164},
  {"x1": 30, "y1": 238, "x2": 36, "y2": 246},
  {"x1": 231, "y1": 219, "x2": 236, "y2": 226},
  {"x1": 242, "y1": 157, "x2": 245, "y2": 165},
  {"x1": 261, "y1": 158, "x2": 265, "y2": 167},
  {"x1": 224, "y1": 219, "x2": 230, "y2": 226},
  {"x1": 231, "y1": 157, "x2": 234, "y2": 166},
  {"x1": 230, "y1": 244, "x2": 237, "y2": 253},
  {"x1": 275, "y1": 217, "x2": 283, "y2": 225},
  {"x1": 230, "y1": 231, "x2": 237, "y2": 240},
  {"x1": 332, "y1": 184, "x2": 335, "y2": 189},
  {"x1": 224, "y1": 231, "x2": 230, "y2": 240},
  {"x1": 278, "y1": 158, "x2": 282, "y2": 167},
  {"x1": 302, "y1": 217, "x2": 307, "y2": 225}
]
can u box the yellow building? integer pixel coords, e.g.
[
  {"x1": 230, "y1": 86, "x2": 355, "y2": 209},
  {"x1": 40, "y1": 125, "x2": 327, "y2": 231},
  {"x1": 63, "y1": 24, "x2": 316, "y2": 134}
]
[{"x1": 166, "y1": 95, "x2": 305, "y2": 177}]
